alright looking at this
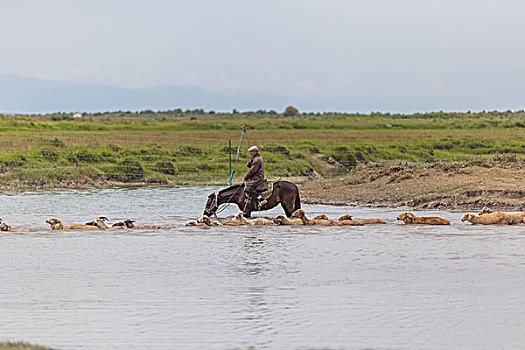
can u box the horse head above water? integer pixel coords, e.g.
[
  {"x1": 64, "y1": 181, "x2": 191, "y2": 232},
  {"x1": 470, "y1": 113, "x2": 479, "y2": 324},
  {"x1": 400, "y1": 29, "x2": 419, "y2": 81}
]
[{"x1": 203, "y1": 192, "x2": 219, "y2": 217}]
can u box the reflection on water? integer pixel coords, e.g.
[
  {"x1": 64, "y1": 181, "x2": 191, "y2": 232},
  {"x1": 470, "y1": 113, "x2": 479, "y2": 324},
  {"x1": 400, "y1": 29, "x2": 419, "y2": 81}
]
[
  {"x1": 240, "y1": 236, "x2": 268, "y2": 276},
  {"x1": 0, "y1": 187, "x2": 525, "y2": 350}
]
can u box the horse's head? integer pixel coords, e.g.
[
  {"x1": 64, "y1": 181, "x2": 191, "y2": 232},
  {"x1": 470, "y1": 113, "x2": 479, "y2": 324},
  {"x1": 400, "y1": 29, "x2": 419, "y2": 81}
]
[{"x1": 203, "y1": 192, "x2": 218, "y2": 217}]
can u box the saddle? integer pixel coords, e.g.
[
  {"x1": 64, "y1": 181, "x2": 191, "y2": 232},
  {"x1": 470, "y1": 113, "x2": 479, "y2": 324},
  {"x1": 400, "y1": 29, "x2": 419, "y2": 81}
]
[
  {"x1": 245, "y1": 180, "x2": 273, "y2": 200},
  {"x1": 243, "y1": 181, "x2": 274, "y2": 212},
  {"x1": 256, "y1": 180, "x2": 273, "y2": 198}
]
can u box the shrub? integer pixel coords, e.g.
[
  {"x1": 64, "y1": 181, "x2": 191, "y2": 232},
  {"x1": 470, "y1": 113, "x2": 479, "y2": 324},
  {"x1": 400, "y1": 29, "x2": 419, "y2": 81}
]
[
  {"x1": 178, "y1": 145, "x2": 202, "y2": 155},
  {"x1": 155, "y1": 161, "x2": 176, "y2": 175},
  {"x1": 40, "y1": 147, "x2": 59, "y2": 161},
  {"x1": 292, "y1": 123, "x2": 306, "y2": 129},
  {"x1": 341, "y1": 153, "x2": 358, "y2": 167},
  {"x1": 2, "y1": 155, "x2": 26, "y2": 167},
  {"x1": 42, "y1": 137, "x2": 65, "y2": 148},
  {"x1": 433, "y1": 143, "x2": 453, "y2": 150},
  {"x1": 106, "y1": 158, "x2": 145, "y2": 182},
  {"x1": 50, "y1": 114, "x2": 73, "y2": 121},
  {"x1": 108, "y1": 144, "x2": 122, "y2": 152},
  {"x1": 68, "y1": 149, "x2": 100, "y2": 163},
  {"x1": 354, "y1": 151, "x2": 367, "y2": 161},
  {"x1": 266, "y1": 145, "x2": 290, "y2": 155}
]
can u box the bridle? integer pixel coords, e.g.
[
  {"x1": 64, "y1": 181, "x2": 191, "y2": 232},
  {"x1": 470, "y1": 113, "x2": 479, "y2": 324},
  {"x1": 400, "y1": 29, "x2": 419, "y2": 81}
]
[
  {"x1": 204, "y1": 193, "x2": 219, "y2": 217},
  {"x1": 204, "y1": 186, "x2": 244, "y2": 217}
]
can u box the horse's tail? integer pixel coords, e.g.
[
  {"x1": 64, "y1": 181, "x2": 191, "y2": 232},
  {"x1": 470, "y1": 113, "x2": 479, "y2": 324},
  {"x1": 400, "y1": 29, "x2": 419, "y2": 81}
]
[{"x1": 294, "y1": 185, "x2": 301, "y2": 211}]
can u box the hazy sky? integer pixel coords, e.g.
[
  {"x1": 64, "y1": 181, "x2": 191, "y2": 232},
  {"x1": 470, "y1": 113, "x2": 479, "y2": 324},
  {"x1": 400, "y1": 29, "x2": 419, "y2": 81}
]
[{"x1": 1, "y1": 0, "x2": 524, "y2": 112}]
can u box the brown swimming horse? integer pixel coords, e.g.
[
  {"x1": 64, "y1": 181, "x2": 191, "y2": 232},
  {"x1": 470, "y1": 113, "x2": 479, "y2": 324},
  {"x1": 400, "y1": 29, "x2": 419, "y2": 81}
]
[{"x1": 203, "y1": 181, "x2": 301, "y2": 218}]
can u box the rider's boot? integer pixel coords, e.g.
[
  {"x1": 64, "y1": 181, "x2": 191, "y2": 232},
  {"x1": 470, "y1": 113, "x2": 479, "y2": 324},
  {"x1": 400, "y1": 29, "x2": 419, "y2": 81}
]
[{"x1": 243, "y1": 197, "x2": 252, "y2": 218}]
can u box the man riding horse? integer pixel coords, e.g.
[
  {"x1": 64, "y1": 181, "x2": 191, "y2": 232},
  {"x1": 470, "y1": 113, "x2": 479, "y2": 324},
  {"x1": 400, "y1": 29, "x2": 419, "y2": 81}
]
[
  {"x1": 203, "y1": 144, "x2": 301, "y2": 218},
  {"x1": 244, "y1": 145, "x2": 266, "y2": 215}
]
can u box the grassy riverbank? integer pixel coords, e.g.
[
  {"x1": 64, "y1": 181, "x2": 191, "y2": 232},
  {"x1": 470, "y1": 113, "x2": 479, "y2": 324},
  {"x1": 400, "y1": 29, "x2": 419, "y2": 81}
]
[{"x1": 0, "y1": 110, "x2": 524, "y2": 191}]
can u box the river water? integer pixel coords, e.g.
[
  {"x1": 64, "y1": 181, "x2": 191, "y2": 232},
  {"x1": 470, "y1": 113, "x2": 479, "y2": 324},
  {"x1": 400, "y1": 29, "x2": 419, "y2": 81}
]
[{"x1": 0, "y1": 187, "x2": 524, "y2": 350}]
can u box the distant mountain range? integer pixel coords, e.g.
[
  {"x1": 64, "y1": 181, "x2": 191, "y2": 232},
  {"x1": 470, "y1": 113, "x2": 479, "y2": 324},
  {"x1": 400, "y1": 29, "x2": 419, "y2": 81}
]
[
  {"x1": 0, "y1": 74, "x2": 294, "y2": 114},
  {"x1": 3, "y1": 73, "x2": 509, "y2": 114}
]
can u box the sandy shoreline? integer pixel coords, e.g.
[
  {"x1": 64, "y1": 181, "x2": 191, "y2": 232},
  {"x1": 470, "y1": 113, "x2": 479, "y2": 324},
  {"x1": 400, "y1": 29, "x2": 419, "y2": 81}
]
[{"x1": 300, "y1": 160, "x2": 525, "y2": 211}]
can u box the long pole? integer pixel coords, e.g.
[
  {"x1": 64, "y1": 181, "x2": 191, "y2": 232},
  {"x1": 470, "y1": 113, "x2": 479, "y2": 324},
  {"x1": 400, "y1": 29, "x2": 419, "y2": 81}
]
[
  {"x1": 228, "y1": 126, "x2": 245, "y2": 185},
  {"x1": 229, "y1": 140, "x2": 232, "y2": 179}
]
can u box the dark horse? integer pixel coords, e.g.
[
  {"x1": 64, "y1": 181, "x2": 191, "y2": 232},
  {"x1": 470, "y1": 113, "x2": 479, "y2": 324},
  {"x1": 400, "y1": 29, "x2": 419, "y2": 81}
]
[{"x1": 203, "y1": 181, "x2": 301, "y2": 218}]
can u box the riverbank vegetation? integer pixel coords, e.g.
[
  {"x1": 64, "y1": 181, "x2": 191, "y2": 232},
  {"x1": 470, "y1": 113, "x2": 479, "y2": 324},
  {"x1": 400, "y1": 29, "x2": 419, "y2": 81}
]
[{"x1": 0, "y1": 109, "x2": 524, "y2": 189}]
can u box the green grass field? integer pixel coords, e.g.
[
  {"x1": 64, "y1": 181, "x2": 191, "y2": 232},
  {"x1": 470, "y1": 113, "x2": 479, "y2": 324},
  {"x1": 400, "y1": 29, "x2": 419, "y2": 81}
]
[{"x1": 0, "y1": 110, "x2": 524, "y2": 188}]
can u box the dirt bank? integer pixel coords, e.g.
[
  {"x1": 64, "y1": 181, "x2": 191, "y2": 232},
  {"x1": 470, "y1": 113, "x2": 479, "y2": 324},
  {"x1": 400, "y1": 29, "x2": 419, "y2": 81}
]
[{"x1": 301, "y1": 160, "x2": 525, "y2": 211}]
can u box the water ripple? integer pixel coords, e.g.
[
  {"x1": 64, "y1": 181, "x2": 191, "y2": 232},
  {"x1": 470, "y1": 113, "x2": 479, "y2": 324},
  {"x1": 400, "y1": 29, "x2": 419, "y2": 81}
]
[{"x1": 1, "y1": 187, "x2": 525, "y2": 350}]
